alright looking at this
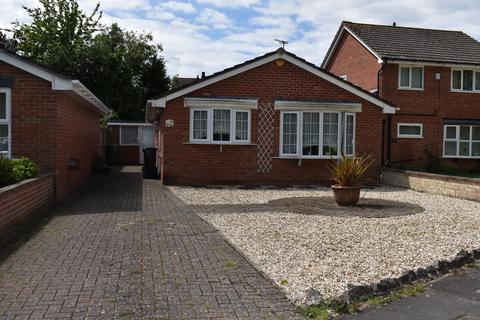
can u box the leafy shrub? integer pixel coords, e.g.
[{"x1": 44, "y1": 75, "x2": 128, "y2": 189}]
[
  {"x1": 328, "y1": 153, "x2": 375, "y2": 186},
  {"x1": 0, "y1": 156, "x2": 16, "y2": 188},
  {"x1": 12, "y1": 157, "x2": 39, "y2": 182}
]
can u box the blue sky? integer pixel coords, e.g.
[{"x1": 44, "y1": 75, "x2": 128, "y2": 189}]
[{"x1": 2, "y1": 0, "x2": 480, "y2": 77}]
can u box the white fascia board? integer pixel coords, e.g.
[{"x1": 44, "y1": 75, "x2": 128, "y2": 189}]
[
  {"x1": 343, "y1": 26, "x2": 383, "y2": 63},
  {"x1": 71, "y1": 80, "x2": 111, "y2": 114},
  {"x1": 152, "y1": 52, "x2": 396, "y2": 114},
  {"x1": 282, "y1": 55, "x2": 396, "y2": 114},
  {"x1": 388, "y1": 60, "x2": 480, "y2": 69},
  {"x1": 184, "y1": 97, "x2": 258, "y2": 109},
  {"x1": 274, "y1": 100, "x2": 362, "y2": 112}
]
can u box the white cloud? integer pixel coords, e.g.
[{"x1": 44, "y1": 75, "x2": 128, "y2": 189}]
[
  {"x1": 159, "y1": 1, "x2": 196, "y2": 14},
  {"x1": 195, "y1": 0, "x2": 260, "y2": 8},
  {"x1": 196, "y1": 8, "x2": 231, "y2": 29}
]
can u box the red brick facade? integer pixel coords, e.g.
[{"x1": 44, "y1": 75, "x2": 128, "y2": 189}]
[
  {"x1": 105, "y1": 125, "x2": 140, "y2": 165},
  {"x1": 0, "y1": 61, "x2": 103, "y2": 200},
  {"x1": 0, "y1": 175, "x2": 54, "y2": 245},
  {"x1": 159, "y1": 60, "x2": 386, "y2": 185},
  {"x1": 326, "y1": 33, "x2": 480, "y2": 170}
]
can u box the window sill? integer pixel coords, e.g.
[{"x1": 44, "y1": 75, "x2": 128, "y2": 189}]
[
  {"x1": 450, "y1": 89, "x2": 480, "y2": 94},
  {"x1": 442, "y1": 155, "x2": 480, "y2": 159},
  {"x1": 397, "y1": 87, "x2": 424, "y2": 91},
  {"x1": 184, "y1": 142, "x2": 257, "y2": 146},
  {"x1": 397, "y1": 136, "x2": 424, "y2": 139},
  {"x1": 274, "y1": 156, "x2": 341, "y2": 160}
]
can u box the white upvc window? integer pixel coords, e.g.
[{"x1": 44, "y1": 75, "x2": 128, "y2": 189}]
[
  {"x1": 0, "y1": 88, "x2": 11, "y2": 158},
  {"x1": 189, "y1": 108, "x2": 251, "y2": 144},
  {"x1": 397, "y1": 123, "x2": 423, "y2": 138},
  {"x1": 398, "y1": 65, "x2": 424, "y2": 90},
  {"x1": 279, "y1": 111, "x2": 355, "y2": 158},
  {"x1": 120, "y1": 126, "x2": 139, "y2": 145},
  {"x1": 443, "y1": 125, "x2": 480, "y2": 158},
  {"x1": 451, "y1": 69, "x2": 480, "y2": 92}
]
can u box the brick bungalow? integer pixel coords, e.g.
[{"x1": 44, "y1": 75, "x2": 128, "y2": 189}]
[
  {"x1": 148, "y1": 49, "x2": 396, "y2": 185},
  {"x1": 0, "y1": 49, "x2": 110, "y2": 199},
  {"x1": 323, "y1": 21, "x2": 480, "y2": 171}
]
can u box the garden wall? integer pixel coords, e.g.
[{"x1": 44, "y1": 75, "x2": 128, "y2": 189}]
[
  {"x1": 382, "y1": 168, "x2": 480, "y2": 202},
  {"x1": 0, "y1": 174, "x2": 55, "y2": 245}
]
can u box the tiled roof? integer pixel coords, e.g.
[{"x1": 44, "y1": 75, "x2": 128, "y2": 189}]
[{"x1": 324, "y1": 21, "x2": 480, "y2": 66}]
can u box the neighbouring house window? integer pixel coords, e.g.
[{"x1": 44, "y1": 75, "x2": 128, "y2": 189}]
[
  {"x1": 189, "y1": 108, "x2": 251, "y2": 144},
  {"x1": 280, "y1": 111, "x2": 354, "y2": 158},
  {"x1": 443, "y1": 125, "x2": 480, "y2": 158},
  {"x1": 397, "y1": 123, "x2": 423, "y2": 138},
  {"x1": 399, "y1": 65, "x2": 424, "y2": 89},
  {"x1": 120, "y1": 126, "x2": 139, "y2": 145},
  {"x1": 451, "y1": 69, "x2": 480, "y2": 92},
  {"x1": 0, "y1": 88, "x2": 11, "y2": 158}
]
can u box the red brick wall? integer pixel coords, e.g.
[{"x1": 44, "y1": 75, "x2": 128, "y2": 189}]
[
  {"x1": 0, "y1": 175, "x2": 54, "y2": 244},
  {"x1": 105, "y1": 126, "x2": 141, "y2": 165},
  {"x1": 325, "y1": 32, "x2": 381, "y2": 91},
  {"x1": 381, "y1": 64, "x2": 480, "y2": 169},
  {"x1": 55, "y1": 92, "x2": 102, "y2": 199},
  {"x1": 160, "y1": 60, "x2": 385, "y2": 185},
  {"x1": 0, "y1": 61, "x2": 57, "y2": 172}
]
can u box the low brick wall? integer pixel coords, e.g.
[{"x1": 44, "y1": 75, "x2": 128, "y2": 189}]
[
  {"x1": 382, "y1": 168, "x2": 480, "y2": 201},
  {"x1": 0, "y1": 175, "x2": 55, "y2": 244}
]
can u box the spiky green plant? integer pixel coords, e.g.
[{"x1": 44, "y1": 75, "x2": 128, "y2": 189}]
[{"x1": 328, "y1": 153, "x2": 374, "y2": 186}]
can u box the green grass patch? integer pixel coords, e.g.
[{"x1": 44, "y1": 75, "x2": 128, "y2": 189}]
[
  {"x1": 225, "y1": 260, "x2": 237, "y2": 268},
  {"x1": 366, "y1": 283, "x2": 426, "y2": 306}
]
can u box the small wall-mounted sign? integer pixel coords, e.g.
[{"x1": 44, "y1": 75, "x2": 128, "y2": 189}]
[
  {"x1": 67, "y1": 158, "x2": 80, "y2": 171},
  {"x1": 166, "y1": 119, "x2": 174, "y2": 128}
]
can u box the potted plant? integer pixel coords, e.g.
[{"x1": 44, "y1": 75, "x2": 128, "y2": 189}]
[{"x1": 328, "y1": 153, "x2": 374, "y2": 206}]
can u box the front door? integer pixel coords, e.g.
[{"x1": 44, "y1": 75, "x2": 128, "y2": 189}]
[{"x1": 139, "y1": 126, "x2": 155, "y2": 164}]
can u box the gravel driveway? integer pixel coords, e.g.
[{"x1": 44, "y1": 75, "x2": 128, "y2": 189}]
[{"x1": 169, "y1": 186, "x2": 480, "y2": 304}]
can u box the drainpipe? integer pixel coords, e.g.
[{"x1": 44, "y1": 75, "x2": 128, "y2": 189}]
[{"x1": 377, "y1": 60, "x2": 392, "y2": 165}]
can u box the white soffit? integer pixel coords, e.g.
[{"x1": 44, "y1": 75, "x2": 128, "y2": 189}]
[
  {"x1": 184, "y1": 96, "x2": 258, "y2": 109},
  {"x1": 274, "y1": 100, "x2": 362, "y2": 112}
]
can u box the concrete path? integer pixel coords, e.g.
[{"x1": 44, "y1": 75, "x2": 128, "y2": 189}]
[
  {"x1": 0, "y1": 167, "x2": 301, "y2": 319},
  {"x1": 338, "y1": 267, "x2": 480, "y2": 320}
]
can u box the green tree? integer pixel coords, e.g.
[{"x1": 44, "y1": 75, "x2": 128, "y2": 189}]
[
  {"x1": 0, "y1": 31, "x2": 17, "y2": 51},
  {"x1": 11, "y1": 0, "x2": 101, "y2": 76},
  {"x1": 7, "y1": 0, "x2": 170, "y2": 120}
]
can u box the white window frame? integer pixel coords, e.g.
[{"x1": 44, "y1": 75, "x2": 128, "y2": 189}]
[
  {"x1": 344, "y1": 113, "x2": 356, "y2": 156},
  {"x1": 120, "y1": 126, "x2": 140, "y2": 146},
  {"x1": 443, "y1": 125, "x2": 480, "y2": 159},
  {"x1": 450, "y1": 69, "x2": 480, "y2": 92},
  {"x1": 340, "y1": 75, "x2": 347, "y2": 80},
  {"x1": 279, "y1": 111, "x2": 353, "y2": 159},
  {"x1": 397, "y1": 123, "x2": 423, "y2": 138},
  {"x1": 398, "y1": 65, "x2": 424, "y2": 90},
  {"x1": 188, "y1": 108, "x2": 251, "y2": 144},
  {"x1": 0, "y1": 88, "x2": 11, "y2": 158}
]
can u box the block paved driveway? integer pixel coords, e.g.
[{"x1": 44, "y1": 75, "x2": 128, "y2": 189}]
[{"x1": 0, "y1": 167, "x2": 301, "y2": 319}]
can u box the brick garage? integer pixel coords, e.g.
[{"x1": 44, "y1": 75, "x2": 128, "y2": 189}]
[
  {"x1": 0, "y1": 49, "x2": 110, "y2": 200},
  {"x1": 150, "y1": 49, "x2": 396, "y2": 185}
]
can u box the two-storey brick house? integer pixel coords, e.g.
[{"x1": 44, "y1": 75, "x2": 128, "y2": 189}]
[{"x1": 323, "y1": 21, "x2": 480, "y2": 171}]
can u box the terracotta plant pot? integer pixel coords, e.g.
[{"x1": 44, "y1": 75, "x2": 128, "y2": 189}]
[{"x1": 331, "y1": 185, "x2": 361, "y2": 206}]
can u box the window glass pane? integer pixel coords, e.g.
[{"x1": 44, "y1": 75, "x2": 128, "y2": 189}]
[
  {"x1": 399, "y1": 125, "x2": 421, "y2": 136},
  {"x1": 400, "y1": 67, "x2": 410, "y2": 87},
  {"x1": 460, "y1": 126, "x2": 470, "y2": 140},
  {"x1": 411, "y1": 67, "x2": 423, "y2": 88},
  {"x1": 463, "y1": 70, "x2": 473, "y2": 91},
  {"x1": 444, "y1": 141, "x2": 457, "y2": 156},
  {"x1": 235, "y1": 111, "x2": 248, "y2": 141},
  {"x1": 452, "y1": 70, "x2": 462, "y2": 89},
  {"x1": 213, "y1": 110, "x2": 230, "y2": 141},
  {"x1": 459, "y1": 141, "x2": 470, "y2": 156},
  {"x1": 121, "y1": 126, "x2": 138, "y2": 144},
  {"x1": 193, "y1": 110, "x2": 208, "y2": 140},
  {"x1": 302, "y1": 112, "x2": 320, "y2": 156},
  {"x1": 0, "y1": 124, "x2": 8, "y2": 152},
  {"x1": 472, "y1": 142, "x2": 480, "y2": 156},
  {"x1": 323, "y1": 113, "x2": 339, "y2": 156},
  {"x1": 472, "y1": 126, "x2": 480, "y2": 140},
  {"x1": 282, "y1": 113, "x2": 297, "y2": 154},
  {"x1": 0, "y1": 93, "x2": 5, "y2": 119},
  {"x1": 446, "y1": 126, "x2": 457, "y2": 139},
  {"x1": 476, "y1": 72, "x2": 480, "y2": 91},
  {"x1": 345, "y1": 114, "x2": 354, "y2": 155}
]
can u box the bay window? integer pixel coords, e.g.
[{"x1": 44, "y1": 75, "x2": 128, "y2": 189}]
[
  {"x1": 0, "y1": 88, "x2": 11, "y2": 158},
  {"x1": 451, "y1": 69, "x2": 480, "y2": 92},
  {"x1": 443, "y1": 125, "x2": 480, "y2": 158},
  {"x1": 189, "y1": 108, "x2": 251, "y2": 144},
  {"x1": 280, "y1": 111, "x2": 355, "y2": 158},
  {"x1": 399, "y1": 65, "x2": 424, "y2": 90}
]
